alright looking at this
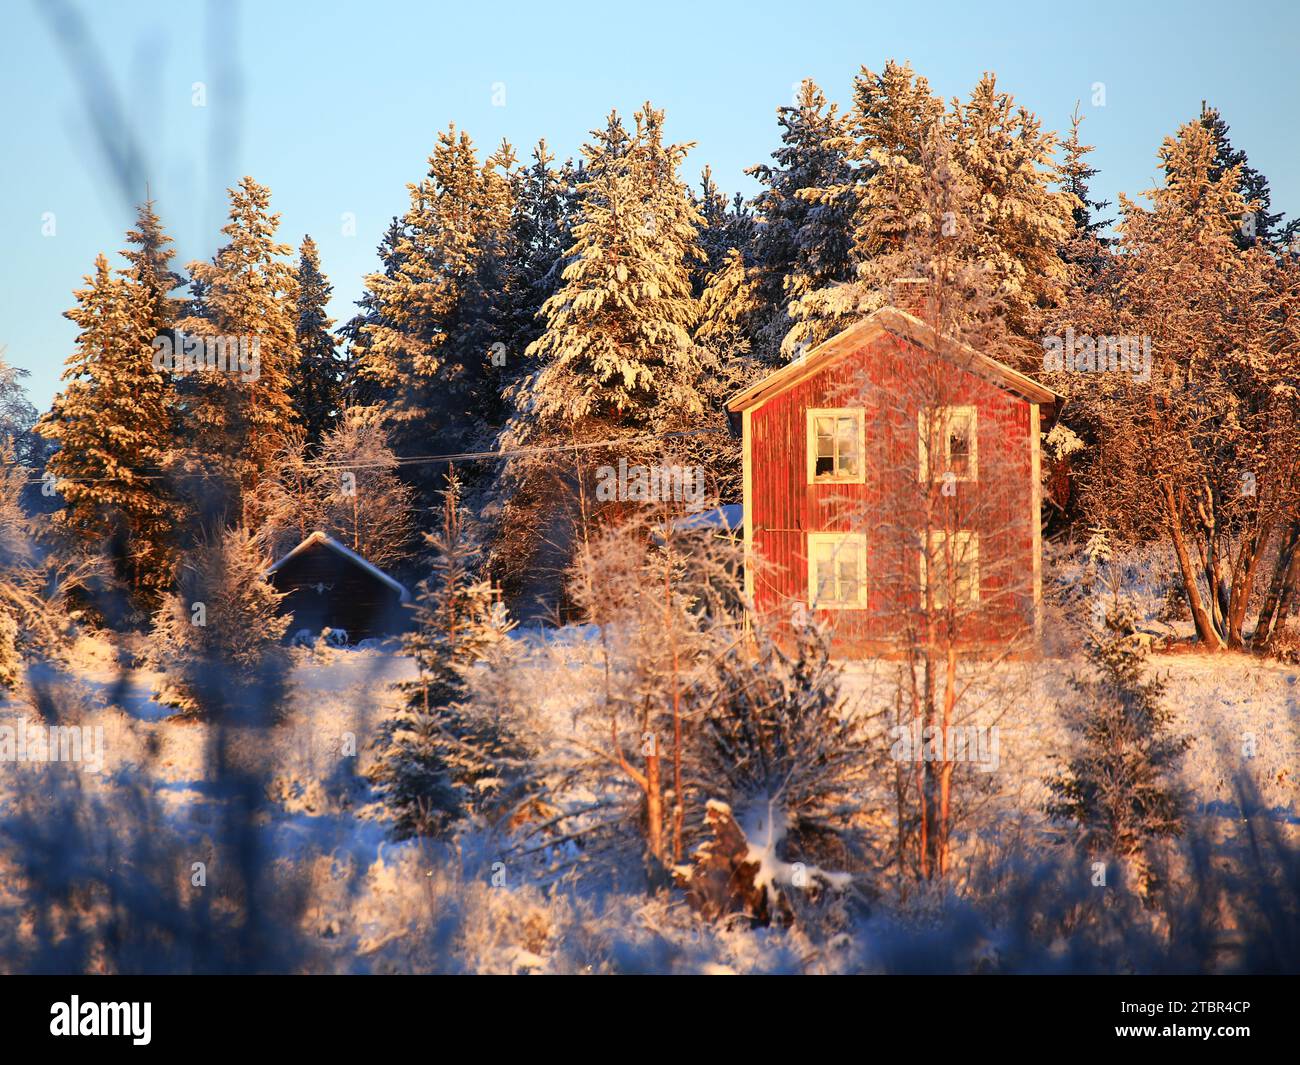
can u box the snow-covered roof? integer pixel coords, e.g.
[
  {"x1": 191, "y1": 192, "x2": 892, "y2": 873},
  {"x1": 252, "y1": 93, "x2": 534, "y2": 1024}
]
[
  {"x1": 726, "y1": 306, "x2": 1062, "y2": 414},
  {"x1": 266, "y1": 531, "x2": 412, "y2": 603},
  {"x1": 667, "y1": 504, "x2": 743, "y2": 535}
]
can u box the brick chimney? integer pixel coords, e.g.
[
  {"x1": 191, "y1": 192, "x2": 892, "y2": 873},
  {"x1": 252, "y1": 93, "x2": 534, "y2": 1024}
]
[{"x1": 889, "y1": 277, "x2": 931, "y2": 320}]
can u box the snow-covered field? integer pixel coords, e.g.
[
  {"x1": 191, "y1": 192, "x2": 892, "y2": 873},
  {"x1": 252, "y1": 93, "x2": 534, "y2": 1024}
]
[{"x1": 0, "y1": 626, "x2": 1296, "y2": 973}]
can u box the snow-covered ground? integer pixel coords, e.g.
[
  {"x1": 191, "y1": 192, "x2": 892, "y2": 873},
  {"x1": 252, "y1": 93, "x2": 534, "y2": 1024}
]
[{"x1": 0, "y1": 624, "x2": 1295, "y2": 973}]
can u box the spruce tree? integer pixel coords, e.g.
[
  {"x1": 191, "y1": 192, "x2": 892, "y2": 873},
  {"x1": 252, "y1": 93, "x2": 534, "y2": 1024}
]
[
  {"x1": 1196, "y1": 103, "x2": 1290, "y2": 250},
  {"x1": 372, "y1": 470, "x2": 519, "y2": 838},
  {"x1": 950, "y1": 73, "x2": 1076, "y2": 336},
  {"x1": 511, "y1": 104, "x2": 704, "y2": 435},
  {"x1": 339, "y1": 216, "x2": 408, "y2": 410},
  {"x1": 1046, "y1": 603, "x2": 1189, "y2": 867},
  {"x1": 746, "y1": 80, "x2": 857, "y2": 363},
  {"x1": 37, "y1": 254, "x2": 177, "y2": 604},
  {"x1": 122, "y1": 197, "x2": 184, "y2": 336},
  {"x1": 290, "y1": 235, "x2": 342, "y2": 448},
  {"x1": 180, "y1": 177, "x2": 299, "y2": 525},
  {"x1": 352, "y1": 128, "x2": 517, "y2": 462},
  {"x1": 506, "y1": 141, "x2": 579, "y2": 367},
  {"x1": 1059, "y1": 104, "x2": 1111, "y2": 279}
]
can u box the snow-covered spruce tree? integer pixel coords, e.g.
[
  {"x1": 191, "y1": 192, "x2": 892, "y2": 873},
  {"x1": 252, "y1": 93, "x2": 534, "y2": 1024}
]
[
  {"x1": 148, "y1": 525, "x2": 290, "y2": 720},
  {"x1": 948, "y1": 73, "x2": 1075, "y2": 340},
  {"x1": 373, "y1": 470, "x2": 522, "y2": 838},
  {"x1": 782, "y1": 61, "x2": 943, "y2": 354},
  {"x1": 1059, "y1": 104, "x2": 1111, "y2": 274},
  {"x1": 290, "y1": 235, "x2": 343, "y2": 449},
  {"x1": 692, "y1": 166, "x2": 754, "y2": 296},
  {"x1": 122, "y1": 197, "x2": 185, "y2": 340},
  {"x1": 1195, "y1": 103, "x2": 1290, "y2": 251},
  {"x1": 745, "y1": 79, "x2": 857, "y2": 365},
  {"x1": 1045, "y1": 602, "x2": 1190, "y2": 881},
  {"x1": 790, "y1": 66, "x2": 1075, "y2": 358},
  {"x1": 0, "y1": 346, "x2": 41, "y2": 474},
  {"x1": 509, "y1": 104, "x2": 705, "y2": 438},
  {"x1": 352, "y1": 128, "x2": 517, "y2": 467},
  {"x1": 179, "y1": 177, "x2": 299, "y2": 526},
  {"x1": 37, "y1": 253, "x2": 178, "y2": 606},
  {"x1": 338, "y1": 217, "x2": 408, "y2": 411},
  {"x1": 309, "y1": 407, "x2": 414, "y2": 574},
  {"x1": 491, "y1": 105, "x2": 709, "y2": 612},
  {"x1": 504, "y1": 140, "x2": 580, "y2": 369}
]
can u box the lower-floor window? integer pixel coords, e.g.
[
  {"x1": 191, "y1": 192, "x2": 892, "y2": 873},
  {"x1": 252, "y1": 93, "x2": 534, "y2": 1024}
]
[
  {"x1": 808, "y1": 532, "x2": 867, "y2": 609},
  {"x1": 921, "y1": 530, "x2": 980, "y2": 607}
]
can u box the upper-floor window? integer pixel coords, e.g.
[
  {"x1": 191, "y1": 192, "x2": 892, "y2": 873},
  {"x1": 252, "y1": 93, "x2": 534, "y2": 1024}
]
[
  {"x1": 807, "y1": 408, "x2": 865, "y2": 484},
  {"x1": 808, "y1": 532, "x2": 867, "y2": 609},
  {"x1": 919, "y1": 405, "x2": 978, "y2": 483}
]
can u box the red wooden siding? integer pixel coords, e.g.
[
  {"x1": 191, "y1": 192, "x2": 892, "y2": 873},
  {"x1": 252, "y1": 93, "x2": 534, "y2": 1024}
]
[{"x1": 746, "y1": 328, "x2": 1038, "y2": 653}]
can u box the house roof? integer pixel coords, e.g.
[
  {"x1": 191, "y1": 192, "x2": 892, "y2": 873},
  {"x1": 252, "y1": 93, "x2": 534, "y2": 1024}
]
[
  {"x1": 725, "y1": 307, "x2": 1062, "y2": 415},
  {"x1": 266, "y1": 531, "x2": 412, "y2": 603}
]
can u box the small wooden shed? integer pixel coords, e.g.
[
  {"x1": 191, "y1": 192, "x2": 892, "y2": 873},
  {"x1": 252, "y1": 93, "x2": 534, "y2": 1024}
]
[{"x1": 266, "y1": 531, "x2": 411, "y2": 642}]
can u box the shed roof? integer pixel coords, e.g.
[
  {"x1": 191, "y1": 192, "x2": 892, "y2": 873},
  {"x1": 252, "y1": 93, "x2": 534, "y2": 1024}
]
[
  {"x1": 266, "y1": 531, "x2": 412, "y2": 603},
  {"x1": 725, "y1": 307, "x2": 1062, "y2": 415}
]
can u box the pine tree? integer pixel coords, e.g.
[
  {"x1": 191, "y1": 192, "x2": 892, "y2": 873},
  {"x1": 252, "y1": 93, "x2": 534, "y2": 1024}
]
[
  {"x1": 372, "y1": 470, "x2": 520, "y2": 838},
  {"x1": 747, "y1": 80, "x2": 857, "y2": 363},
  {"x1": 37, "y1": 254, "x2": 177, "y2": 604},
  {"x1": 290, "y1": 235, "x2": 342, "y2": 448},
  {"x1": 510, "y1": 104, "x2": 705, "y2": 435},
  {"x1": 1046, "y1": 603, "x2": 1189, "y2": 867},
  {"x1": 180, "y1": 177, "x2": 299, "y2": 524},
  {"x1": 339, "y1": 217, "x2": 407, "y2": 410}
]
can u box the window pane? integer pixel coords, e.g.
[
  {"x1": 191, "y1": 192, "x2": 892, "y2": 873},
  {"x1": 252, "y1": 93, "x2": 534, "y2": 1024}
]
[
  {"x1": 948, "y1": 414, "x2": 971, "y2": 477},
  {"x1": 815, "y1": 559, "x2": 834, "y2": 601},
  {"x1": 816, "y1": 418, "x2": 835, "y2": 457},
  {"x1": 815, "y1": 417, "x2": 835, "y2": 477},
  {"x1": 838, "y1": 556, "x2": 859, "y2": 603},
  {"x1": 836, "y1": 416, "x2": 859, "y2": 476}
]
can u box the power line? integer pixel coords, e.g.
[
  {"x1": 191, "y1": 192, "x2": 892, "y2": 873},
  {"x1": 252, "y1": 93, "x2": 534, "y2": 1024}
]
[{"x1": 16, "y1": 427, "x2": 726, "y2": 486}]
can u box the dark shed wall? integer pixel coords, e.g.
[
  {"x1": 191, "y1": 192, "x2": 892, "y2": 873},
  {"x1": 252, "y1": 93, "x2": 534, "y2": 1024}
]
[{"x1": 269, "y1": 544, "x2": 407, "y2": 640}]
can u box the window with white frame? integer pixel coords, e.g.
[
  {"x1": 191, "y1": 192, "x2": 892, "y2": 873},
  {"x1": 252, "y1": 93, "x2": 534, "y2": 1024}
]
[
  {"x1": 808, "y1": 532, "x2": 867, "y2": 609},
  {"x1": 807, "y1": 409, "x2": 865, "y2": 483},
  {"x1": 920, "y1": 530, "x2": 980, "y2": 607},
  {"x1": 918, "y1": 405, "x2": 978, "y2": 482}
]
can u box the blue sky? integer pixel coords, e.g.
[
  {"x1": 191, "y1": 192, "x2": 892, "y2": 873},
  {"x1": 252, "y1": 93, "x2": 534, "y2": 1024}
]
[{"x1": 2, "y1": 0, "x2": 1297, "y2": 411}]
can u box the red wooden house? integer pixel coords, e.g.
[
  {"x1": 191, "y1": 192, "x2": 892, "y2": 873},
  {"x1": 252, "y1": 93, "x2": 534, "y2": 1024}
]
[{"x1": 726, "y1": 296, "x2": 1061, "y2": 654}]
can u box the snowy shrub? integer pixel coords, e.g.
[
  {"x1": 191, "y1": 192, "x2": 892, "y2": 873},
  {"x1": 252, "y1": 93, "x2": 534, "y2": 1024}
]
[
  {"x1": 147, "y1": 525, "x2": 290, "y2": 719},
  {"x1": 680, "y1": 618, "x2": 878, "y2": 920}
]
